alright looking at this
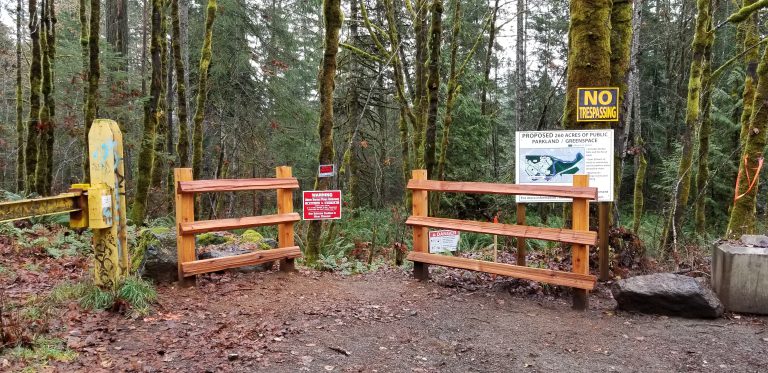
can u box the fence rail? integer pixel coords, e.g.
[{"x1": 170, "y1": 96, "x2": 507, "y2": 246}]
[
  {"x1": 174, "y1": 166, "x2": 300, "y2": 282},
  {"x1": 406, "y1": 170, "x2": 598, "y2": 309}
]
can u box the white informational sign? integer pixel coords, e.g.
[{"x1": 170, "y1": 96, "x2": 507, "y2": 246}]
[
  {"x1": 429, "y1": 230, "x2": 460, "y2": 253},
  {"x1": 515, "y1": 130, "x2": 614, "y2": 203}
]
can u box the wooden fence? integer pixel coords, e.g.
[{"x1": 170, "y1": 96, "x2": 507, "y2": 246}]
[
  {"x1": 406, "y1": 170, "x2": 598, "y2": 309},
  {"x1": 174, "y1": 166, "x2": 301, "y2": 282}
]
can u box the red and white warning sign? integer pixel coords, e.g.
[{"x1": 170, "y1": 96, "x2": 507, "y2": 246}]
[
  {"x1": 302, "y1": 190, "x2": 342, "y2": 220},
  {"x1": 318, "y1": 164, "x2": 336, "y2": 177},
  {"x1": 429, "y1": 230, "x2": 460, "y2": 253}
]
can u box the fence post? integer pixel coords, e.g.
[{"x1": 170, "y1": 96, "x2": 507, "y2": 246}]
[
  {"x1": 276, "y1": 166, "x2": 296, "y2": 272},
  {"x1": 175, "y1": 168, "x2": 195, "y2": 285},
  {"x1": 412, "y1": 169, "x2": 429, "y2": 280},
  {"x1": 571, "y1": 174, "x2": 590, "y2": 310},
  {"x1": 88, "y1": 119, "x2": 127, "y2": 288},
  {"x1": 516, "y1": 203, "x2": 527, "y2": 266},
  {"x1": 598, "y1": 202, "x2": 610, "y2": 281}
]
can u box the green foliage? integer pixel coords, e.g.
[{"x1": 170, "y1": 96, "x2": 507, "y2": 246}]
[
  {"x1": 7, "y1": 336, "x2": 77, "y2": 365},
  {"x1": 197, "y1": 232, "x2": 230, "y2": 246},
  {"x1": 241, "y1": 230, "x2": 264, "y2": 243},
  {"x1": 48, "y1": 277, "x2": 158, "y2": 316}
]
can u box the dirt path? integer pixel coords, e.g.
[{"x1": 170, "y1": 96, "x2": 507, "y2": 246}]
[{"x1": 51, "y1": 268, "x2": 766, "y2": 372}]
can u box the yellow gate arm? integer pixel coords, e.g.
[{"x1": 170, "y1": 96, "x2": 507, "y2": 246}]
[{"x1": 0, "y1": 188, "x2": 87, "y2": 224}]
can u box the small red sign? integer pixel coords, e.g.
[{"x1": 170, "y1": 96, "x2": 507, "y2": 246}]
[
  {"x1": 302, "y1": 190, "x2": 342, "y2": 220},
  {"x1": 318, "y1": 164, "x2": 335, "y2": 177}
]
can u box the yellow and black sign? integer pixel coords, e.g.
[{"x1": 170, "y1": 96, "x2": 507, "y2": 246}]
[{"x1": 577, "y1": 87, "x2": 619, "y2": 122}]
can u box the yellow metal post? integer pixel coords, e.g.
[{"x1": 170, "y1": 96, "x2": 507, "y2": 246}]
[{"x1": 88, "y1": 119, "x2": 128, "y2": 288}]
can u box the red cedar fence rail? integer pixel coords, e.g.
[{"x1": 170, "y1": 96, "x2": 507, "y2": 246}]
[
  {"x1": 174, "y1": 166, "x2": 301, "y2": 283},
  {"x1": 406, "y1": 170, "x2": 598, "y2": 309}
]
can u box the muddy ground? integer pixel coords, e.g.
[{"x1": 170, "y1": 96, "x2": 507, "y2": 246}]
[{"x1": 43, "y1": 267, "x2": 767, "y2": 373}]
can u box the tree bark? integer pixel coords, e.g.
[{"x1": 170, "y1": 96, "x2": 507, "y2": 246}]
[
  {"x1": 694, "y1": 39, "x2": 714, "y2": 235},
  {"x1": 25, "y1": 0, "x2": 42, "y2": 191},
  {"x1": 83, "y1": 0, "x2": 101, "y2": 181},
  {"x1": 563, "y1": 0, "x2": 612, "y2": 130},
  {"x1": 515, "y1": 0, "x2": 526, "y2": 132},
  {"x1": 726, "y1": 2, "x2": 768, "y2": 238},
  {"x1": 423, "y1": 0, "x2": 443, "y2": 177},
  {"x1": 629, "y1": 0, "x2": 645, "y2": 234},
  {"x1": 132, "y1": 0, "x2": 164, "y2": 224},
  {"x1": 36, "y1": 0, "x2": 56, "y2": 196},
  {"x1": 15, "y1": 0, "x2": 24, "y2": 192},
  {"x1": 609, "y1": 0, "x2": 633, "y2": 203},
  {"x1": 192, "y1": 0, "x2": 218, "y2": 180},
  {"x1": 305, "y1": 0, "x2": 342, "y2": 264},
  {"x1": 172, "y1": 0, "x2": 190, "y2": 167}
]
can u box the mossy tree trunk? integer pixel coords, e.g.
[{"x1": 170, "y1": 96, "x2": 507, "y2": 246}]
[
  {"x1": 79, "y1": 0, "x2": 89, "y2": 179},
  {"x1": 24, "y1": 0, "x2": 42, "y2": 191},
  {"x1": 15, "y1": 0, "x2": 24, "y2": 192},
  {"x1": 629, "y1": 0, "x2": 645, "y2": 234},
  {"x1": 562, "y1": 0, "x2": 612, "y2": 130},
  {"x1": 437, "y1": 0, "x2": 461, "y2": 182},
  {"x1": 192, "y1": 0, "x2": 218, "y2": 181},
  {"x1": 305, "y1": 0, "x2": 342, "y2": 264},
  {"x1": 609, "y1": 0, "x2": 633, "y2": 204},
  {"x1": 694, "y1": 39, "x2": 714, "y2": 235},
  {"x1": 151, "y1": 1, "x2": 170, "y2": 192},
  {"x1": 481, "y1": 0, "x2": 499, "y2": 177},
  {"x1": 726, "y1": 3, "x2": 768, "y2": 237},
  {"x1": 172, "y1": 0, "x2": 190, "y2": 167},
  {"x1": 83, "y1": 0, "x2": 101, "y2": 181},
  {"x1": 660, "y1": 0, "x2": 712, "y2": 253},
  {"x1": 339, "y1": 0, "x2": 361, "y2": 208},
  {"x1": 423, "y1": 0, "x2": 442, "y2": 178},
  {"x1": 132, "y1": 0, "x2": 164, "y2": 225},
  {"x1": 35, "y1": 0, "x2": 56, "y2": 196}
]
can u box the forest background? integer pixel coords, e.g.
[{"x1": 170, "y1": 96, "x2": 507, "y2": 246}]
[{"x1": 0, "y1": 0, "x2": 766, "y2": 271}]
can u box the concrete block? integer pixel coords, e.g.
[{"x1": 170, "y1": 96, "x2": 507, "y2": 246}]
[{"x1": 712, "y1": 235, "x2": 768, "y2": 315}]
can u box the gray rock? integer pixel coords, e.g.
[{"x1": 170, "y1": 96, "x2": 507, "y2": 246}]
[
  {"x1": 138, "y1": 229, "x2": 178, "y2": 283},
  {"x1": 612, "y1": 273, "x2": 723, "y2": 318},
  {"x1": 740, "y1": 235, "x2": 768, "y2": 248},
  {"x1": 262, "y1": 238, "x2": 278, "y2": 249}
]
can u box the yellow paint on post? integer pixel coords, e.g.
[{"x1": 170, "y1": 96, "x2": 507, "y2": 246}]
[
  {"x1": 107, "y1": 120, "x2": 130, "y2": 272},
  {"x1": 88, "y1": 119, "x2": 127, "y2": 288}
]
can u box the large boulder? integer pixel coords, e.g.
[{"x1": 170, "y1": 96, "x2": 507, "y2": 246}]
[
  {"x1": 612, "y1": 273, "x2": 723, "y2": 318},
  {"x1": 134, "y1": 228, "x2": 178, "y2": 283}
]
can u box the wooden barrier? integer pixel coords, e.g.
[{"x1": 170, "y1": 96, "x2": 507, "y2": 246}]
[
  {"x1": 174, "y1": 166, "x2": 301, "y2": 283},
  {"x1": 406, "y1": 170, "x2": 598, "y2": 309}
]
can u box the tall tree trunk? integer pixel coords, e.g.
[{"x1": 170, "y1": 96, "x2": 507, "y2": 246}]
[
  {"x1": 726, "y1": 0, "x2": 760, "y2": 238},
  {"x1": 661, "y1": 0, "x2": 712, "y2": 253},
  {"x1": 132, "y1": 0, "x2": 164, "y2": 225},
  {"x1": 481, "y1": 0, "x2": 499, "y2": 177},
  {"x1": 630, "y1": 0, "x2": 645, "y2": 234},
  {"x1": 36, "y1": 0, "x2": 56, "y2": 196},
  {"x1": 515, "y1": 0, "x2": 526, "y2": 132},
  {"x1": 25, "y1": 0, "x2": 42, "y2": 191},
  {"x1": 726, "y1": 4, "x2": 768, "y2": 238},
  {"x1": 563, "y1": 0, "x2": 612, "y2": 130},
  {"x1": 83, "y1": 0, "x2": 101, "y2": 180},
  {"x1": 437, "y1": 0, "x2": 461, "y2": 182},
  {"x1": 413, "y1": 0, "x2": 429, "y2": 168},
  {"x1": 694, "y1": 38, "x2": 714, "y2": 235},
  {"x1": 15, "y1": 0, "x2": 24, "y2": 192},
  {"x1": 339, "y1": 0, "x2": 361, "y2": 208},
  {"x1": 152, "y1": 2, "x2": 169, "y2": 191},
  {"x1": 423, "y1": 0, "x2": 443, "y2": 178},
  {"x1": 141, "y1": 0, "x2": 148, "y2": 96},
  {"x1": 79, "y1": 0, "x2": 89, "y2": 179},
  {"x1": 106, "y1": 0, "x2": 129, "y2": 56},
  {"x1": 305, "y1": 0, "x2": 342, "y2": 264},
  {"x1": 192, "y1": 0, "x2": 218, "y2": 180},
  {"x1": 609, "y1": 0, "x2": 633, "y2": 204},
  {"x1": 172, "y1": 0, "x2": 190, "y2": 167}
]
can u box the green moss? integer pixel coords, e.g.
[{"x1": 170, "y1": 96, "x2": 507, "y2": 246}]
[
  {"x1": 197, "y1": 232, "x2": 229, "y2": 246},
  {"x1": 242, "y1": 230, "x2": 264, "y2": 243}
]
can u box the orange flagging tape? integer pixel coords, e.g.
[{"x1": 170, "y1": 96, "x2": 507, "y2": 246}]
[{"x1": 733, "y1": 156, "x2": 764, "y2": 202}]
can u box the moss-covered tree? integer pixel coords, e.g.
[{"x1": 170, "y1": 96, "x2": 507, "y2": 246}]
[
  {"x1": 660, "y1": 0, "x2": 712, "y2": 252},
  {"x1": 83, "y1": 0, "x2": 101, "y2": 180},
  {"x1": 694, "y1": 39, "x2": 714, "y2": 235},
  {"x1": 562, "y1": 0, "x2": 612, "y2": 130},
  {"x1": 24, "y1": 0, "x2": 42, "y2": 191},
  {"x1": 423, "y1": 0, "x2": 442, "y2": 177},
  {"x1": 35, "y1": 0, "x2": 56, "y2": 196},
  {"x1": 151, "y1": 0, "x2": 170, "y2": 191},
  {"x1": 610, "y1": 0, "x2": 633, "y2": 200},
  {"x1": 726, "y1": 2, "x2": 768, "y2": 238},
  {"x1": 132, "y1": 0, "x2": 164, "y2": 224},
  {"x1": 172, "y1": 0, "x2": 190, "y2": 167},
  {"x1": 305, "y1": 0, "x2": 342, "y2": 264},
  {"x1": 15, "y1": 0, "x2": 23, "y2": 192},
  {"x1": 192, "y1": 0, "x2": 218, "y2": 180}
]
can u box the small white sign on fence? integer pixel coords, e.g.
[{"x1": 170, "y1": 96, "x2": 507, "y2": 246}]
[{"x1": 429, "y1": 230, "x2": 460, "y2": 253}]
